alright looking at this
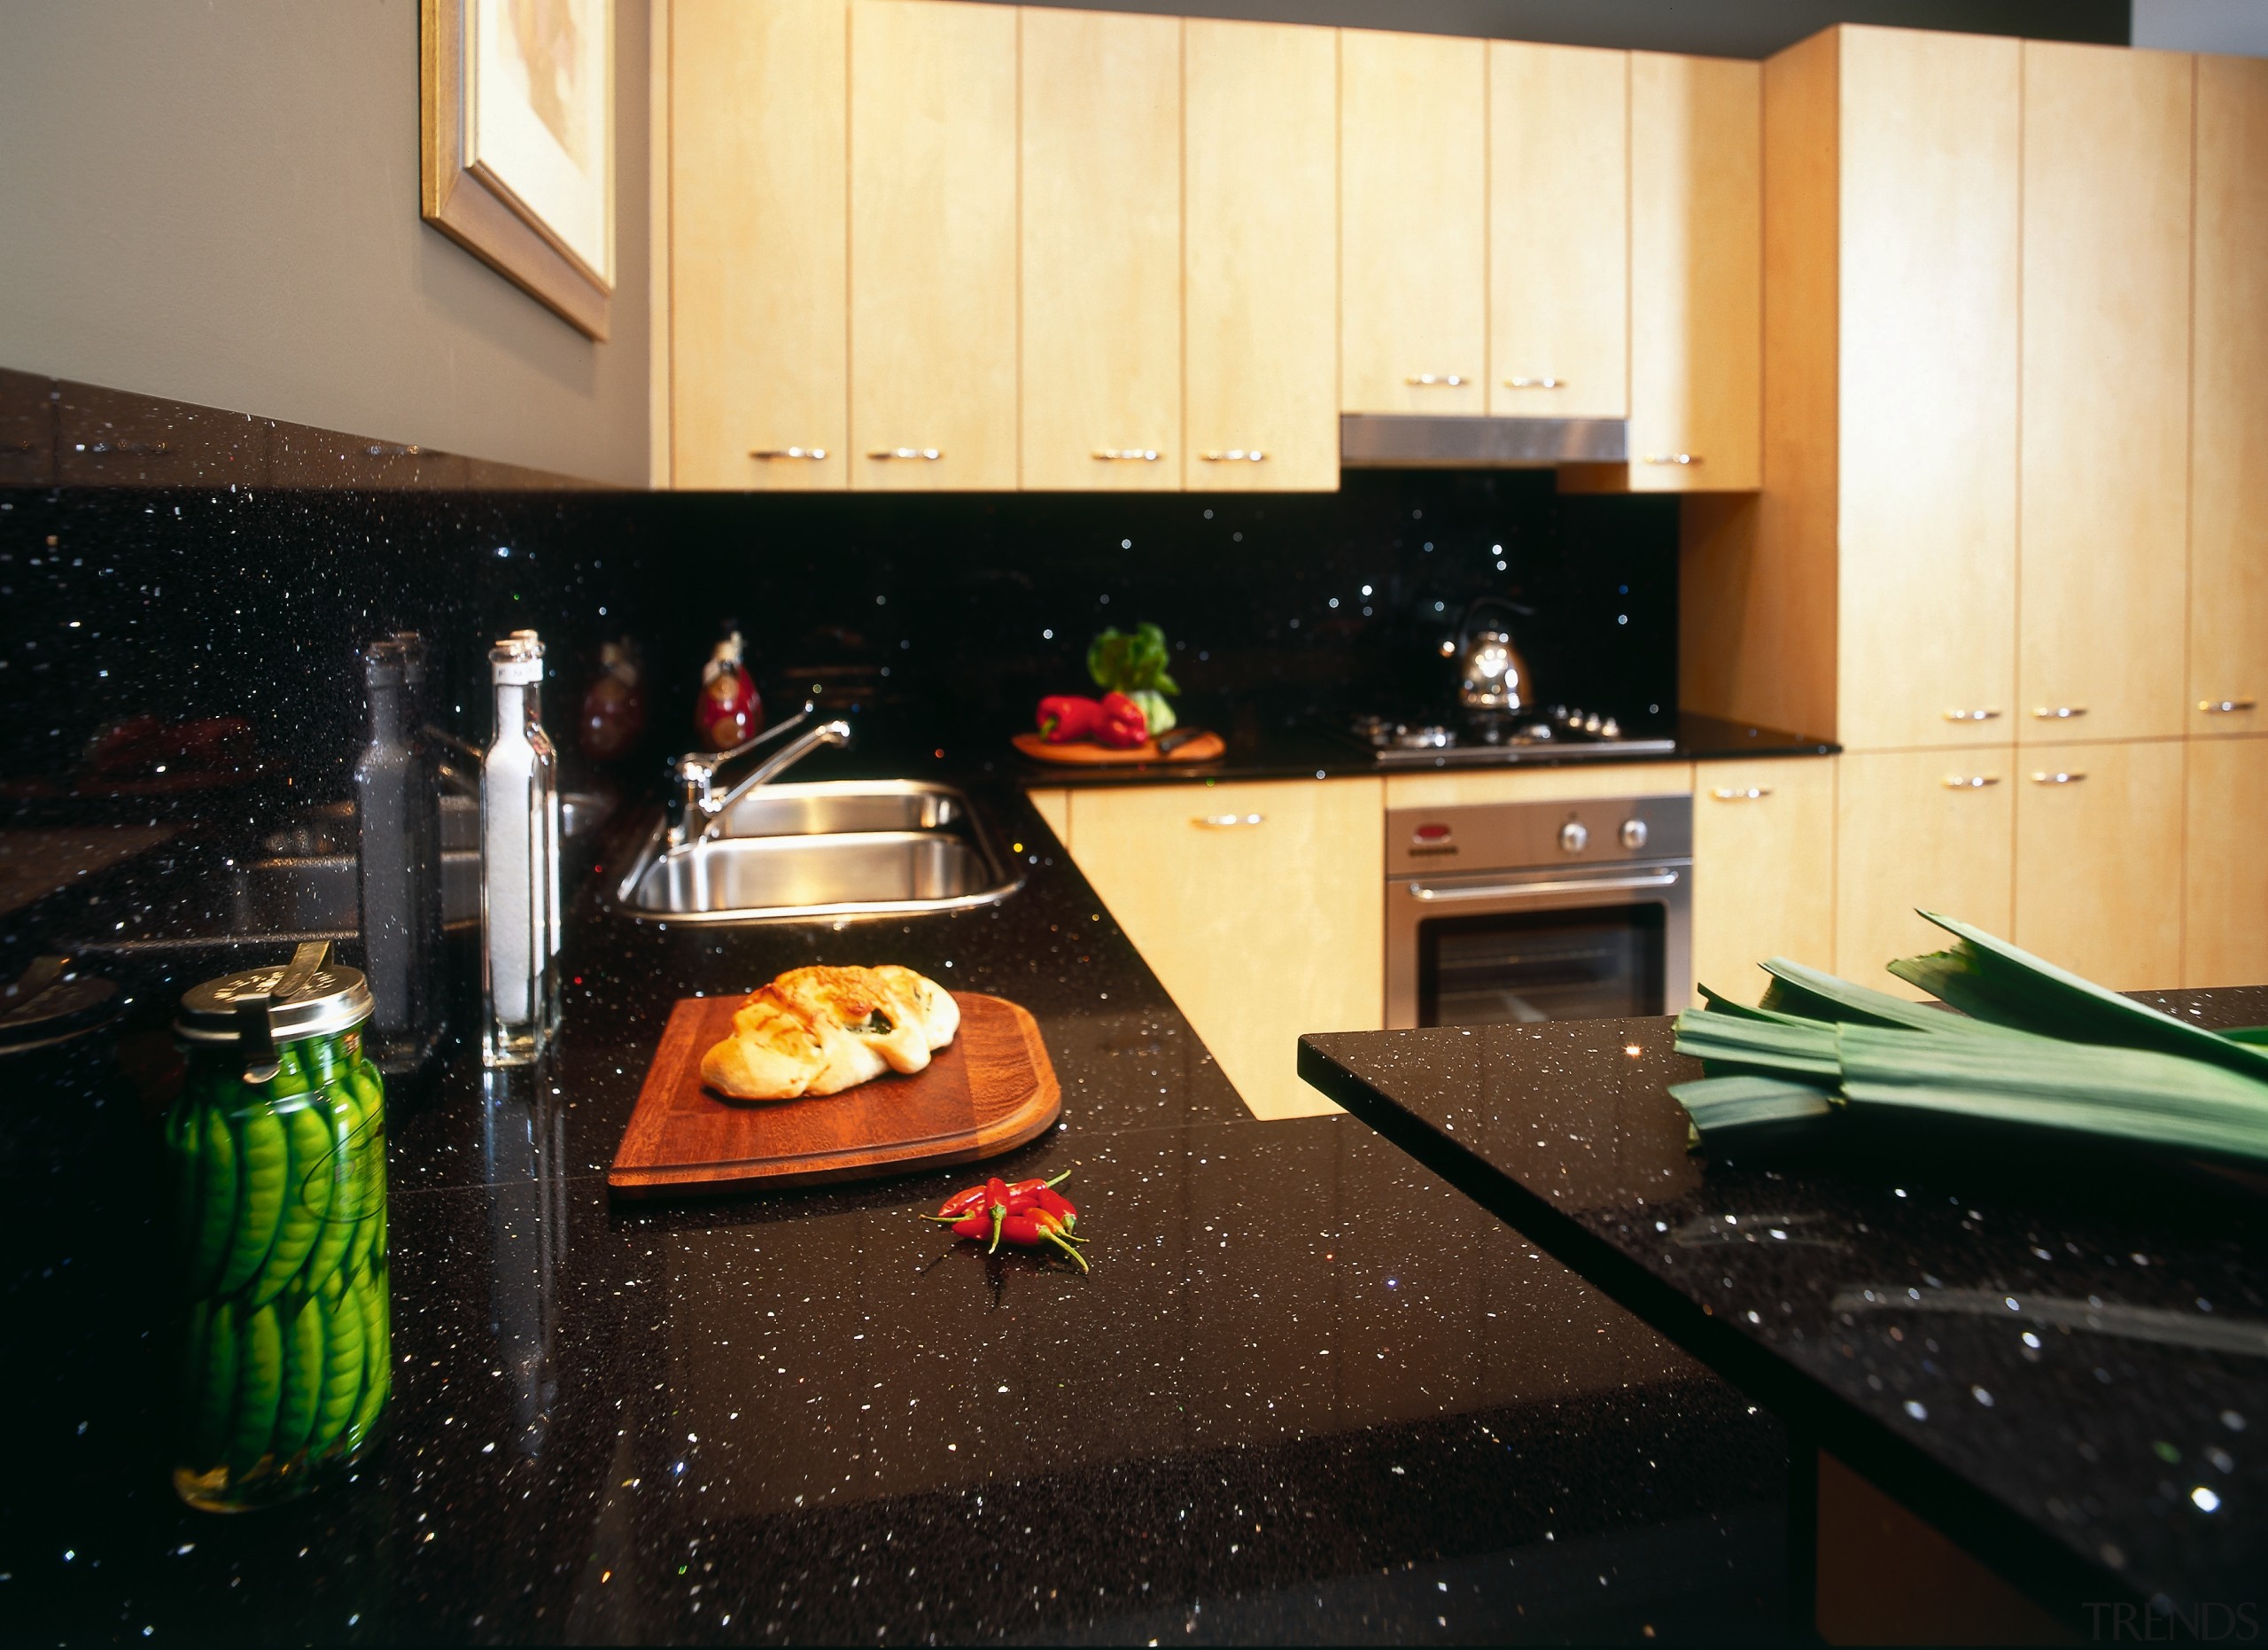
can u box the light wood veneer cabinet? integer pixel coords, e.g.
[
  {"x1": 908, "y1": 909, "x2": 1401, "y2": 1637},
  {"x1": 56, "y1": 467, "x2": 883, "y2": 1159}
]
[
  {"x1": 1690, "y1": 758, "x2": 1836, "y2": 1006},
  {"x1": 2184, "y1": 735, "x2": 2268, "y2": 987},
  {"x1": 848, "y1": 0, "x2": 1018, "y2": 491},
  {"x1": 1339, "y1": 29, "x2": 1488, "y2": 416},
  {"x1": 669, "y1": 0, "x2": 849, "y2": 491},
  {"x1": 2189, "y1": 56, "x2": 2268, "y2": 737},
  {"x1": 1184, "y1": 19, "x2": 1340, "y2": 491},
  {"x1": 1835, "y1": 749, "x2": 2014, "y2": 998},
  {"x1": 2012, "y1": 740, "x2": 2185, "y2": 991},
  {"x1": 1020, "y1": 9, "x2": 1181, "y2": 491},
  {"x1": 1830, "y1": 27, "x2": 2022, "y2": 753},
  {"x1": 1061, "y1": 779, "x2": 1384, "y2": 1121},
  {"x1": 1488, "y1": 42, "x2": 1628, "y2": 420},
  {"x1": 2017, "y1": 43, "x2": 2193, "y2": 743},
  {"x1": 1623, "y1": 52, "x2": 1760, "y2": 492}
]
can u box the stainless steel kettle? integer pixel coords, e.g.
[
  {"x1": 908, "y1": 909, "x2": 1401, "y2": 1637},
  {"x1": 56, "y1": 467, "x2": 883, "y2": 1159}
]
[{"x1": 1450, "y1": 597, "x2": 1535, "y2": 714}]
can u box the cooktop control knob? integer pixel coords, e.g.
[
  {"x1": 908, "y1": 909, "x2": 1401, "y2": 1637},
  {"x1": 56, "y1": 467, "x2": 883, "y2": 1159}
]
[
  {"x1": 1620, "y1": 818, "x2": 1649, "y2": 850},
  {"x1": 1558, "y1": 821, "x2": 1589, "y2": 854}
]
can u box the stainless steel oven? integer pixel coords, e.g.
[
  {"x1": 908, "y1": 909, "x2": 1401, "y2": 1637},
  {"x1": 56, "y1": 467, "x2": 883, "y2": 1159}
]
[{"x1": 1385, "y1": 794, "x2": 1692, "y2": 1028}]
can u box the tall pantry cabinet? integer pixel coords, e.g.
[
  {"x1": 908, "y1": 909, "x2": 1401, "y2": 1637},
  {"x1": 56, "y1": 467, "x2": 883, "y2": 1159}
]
[{"x1": 1720, "y1": 27, "x2": 2259, "y2": 994}]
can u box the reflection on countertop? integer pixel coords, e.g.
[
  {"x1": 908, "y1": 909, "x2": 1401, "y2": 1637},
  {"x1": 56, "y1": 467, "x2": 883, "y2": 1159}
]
[
  {"x1": 8, "y1": 773, "x2": 1793, "y2": 1644},
  {"x1": 1301, "y1": 998, "x2": 2268, "y2": 1628}
]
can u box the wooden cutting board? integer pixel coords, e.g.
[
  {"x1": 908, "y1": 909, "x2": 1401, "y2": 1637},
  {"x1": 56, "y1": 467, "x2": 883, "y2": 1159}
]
[
  {"x1": 608, "y1": 991, "x2": 1060, "y2": 1197},
  {"x1": 1011, "y1": 729, "x2": 1224, "y2": 766}
]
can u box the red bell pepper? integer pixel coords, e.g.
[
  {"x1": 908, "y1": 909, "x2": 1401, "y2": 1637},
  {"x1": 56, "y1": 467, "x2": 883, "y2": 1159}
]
[
  {"x1": 1095, "y1": 691, "x2": 1150, "y2": 750},
  {"x1": 1037, "y1": 696, "x2": 1104, "y2": 743}
]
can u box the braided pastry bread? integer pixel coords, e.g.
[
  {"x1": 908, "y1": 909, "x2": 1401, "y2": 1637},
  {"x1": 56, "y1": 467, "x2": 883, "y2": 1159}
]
[{"x1": 699, "y1": 964, "x2": 960, "y2": 1101}]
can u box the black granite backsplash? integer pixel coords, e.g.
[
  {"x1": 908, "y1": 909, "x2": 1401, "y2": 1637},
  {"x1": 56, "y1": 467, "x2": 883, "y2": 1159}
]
[{"x1": 1, "y1": 471, "x2": 1676, "y2": 825}]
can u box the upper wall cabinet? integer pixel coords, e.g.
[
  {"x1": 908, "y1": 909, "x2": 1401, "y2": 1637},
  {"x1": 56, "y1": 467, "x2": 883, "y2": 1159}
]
[
  {"x1": 670, "y1": 0, "x2": 848, "y2": 491},
  {"x1": 1020, "y1": 9, "x2": 1182, "y2": 491},
  {"x1": 1625, "y1": 52, "x2": 1760, "y2": 490},
  {"x1": 2017, "y1": 42, "x2": 2192, "y2": 742},
  {"x1": 849, "y1": 0, "x2": 1018, "y2": 491},
  {"x1": 1340, "y1": 30, "x2": 1488, "y2": 416},
  {"x1": 1489, "y1": 43, "x2": 1628, "y2": 420},
  {"x1": 2189, "y1": 55, "x2": 2268, "y2": 735},
  {"x1": 1184, "y1": 19, "x2": 1340, "y2": 491}
]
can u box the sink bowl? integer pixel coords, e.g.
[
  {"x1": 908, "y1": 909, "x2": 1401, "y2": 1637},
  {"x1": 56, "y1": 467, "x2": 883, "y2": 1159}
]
[
  {"x1": 613, "y1": 782, "x2": 1022, "y2": 923},
  {"x1": 710, "y1": 779, "x2": 966, "y2": 839}
]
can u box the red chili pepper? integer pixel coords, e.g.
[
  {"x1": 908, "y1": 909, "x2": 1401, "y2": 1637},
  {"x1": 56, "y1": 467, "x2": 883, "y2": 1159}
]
[
  {"x1": 1037, "y1": 695, "x2": 1104, "y2": 743},
  {"x1": 1094, "y1": 691, "x2": 1150, "y2": 750},
  {"x1": 927, "y1": 1169, "x2": 1071, "y2": 1223},
  {"x1": 999, "y1": 1209, "x2": 1089, "y2": 1273}
]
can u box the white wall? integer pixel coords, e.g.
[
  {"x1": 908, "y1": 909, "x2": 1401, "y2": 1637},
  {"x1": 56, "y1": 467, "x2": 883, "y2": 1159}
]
[
  {"x1": 0, "y1": 0, "x2": 651, "y2": 486},
  {"x1": 2133, "y1": 0, "x2": 2268, "y2": 55}
]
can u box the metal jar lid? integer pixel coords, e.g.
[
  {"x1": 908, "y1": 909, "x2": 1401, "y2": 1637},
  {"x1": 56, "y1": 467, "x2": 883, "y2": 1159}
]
[{"x1": 177, "y1": 940, "x2": 372, "y2": 1061}]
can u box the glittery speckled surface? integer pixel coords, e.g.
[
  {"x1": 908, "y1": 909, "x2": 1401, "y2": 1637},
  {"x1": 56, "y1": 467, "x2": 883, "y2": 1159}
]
[
  {"x1": 8, "y1": 771, "x2": 1800, "y2": 1645},
  {"x1": 1301, "y1": 1004, "x2": 2268, "y2": 1624}
]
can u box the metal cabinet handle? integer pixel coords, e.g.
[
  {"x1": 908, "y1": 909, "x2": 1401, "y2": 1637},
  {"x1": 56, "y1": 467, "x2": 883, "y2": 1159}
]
[
  {"x1": 1942, "y1": 774, "x2": 2001, "y2": 789},
  {"x1": 1409, "y1": 869, "x2": 1682, "y2": 903},
  {"x1": 2031, "y1": 705, "x2": 2085, "y2": 720},
  {"x1": 1193, "y1": 813, "x2": 1264, "y2": 829},
  {"x1": 1091, "y1": 448, "x2": 1162, "y2": 463},
  {"x1": 1710, "y1": 786, "x2": 1773, "y2": 801},
  {"x1": 1641, "y1": 453, "x2": 1701, "y2": 466},
  {"x1": 1199, "y1": 448, "x2": 1266, "y2": 463},
  {"x1": 750, "y1": 446, "x2": 827, "y2": 460},
  {"x1": 2200, "y1": 697, "x2": 2256, "y2": 713},
  {"x1": 1503, "y1": 375, "x2": 1565, "y2": 389},
  {"x1": 866, "y1": 447, "x2": 943, "y2": 461},
  {"x1": 1943, "y1": 708, "x2": 2001, "y2": 722},
  {"x1": 2030, "y1": 770, "x2": 2086, "y2": 785},
  {"x1": 1404, "y1": 373, "x2": 1469, "y2": 386}
]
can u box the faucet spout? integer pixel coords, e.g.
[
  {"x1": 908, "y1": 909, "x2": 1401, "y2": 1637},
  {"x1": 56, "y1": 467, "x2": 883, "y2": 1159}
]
[
  {"x1": 697, "y1": 718, "x2": 853, "y2": 841},
  {"x1": 663, "y1": 705, "x2": 854, "y2": 851}
]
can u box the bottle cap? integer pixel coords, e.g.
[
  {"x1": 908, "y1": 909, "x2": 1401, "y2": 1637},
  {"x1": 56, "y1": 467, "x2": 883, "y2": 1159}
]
[
  {"x1": 177, "y1": 944, "x2": 373, "y2": 1048},
  {"x1": 490, "y1": 630, "x2": 544, "y2": 686}
]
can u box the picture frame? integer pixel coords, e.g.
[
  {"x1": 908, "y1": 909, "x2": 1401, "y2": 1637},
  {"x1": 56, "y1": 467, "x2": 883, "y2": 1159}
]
[{"x1": 421, "y1": 0, "x2": 616, "y2": 340}]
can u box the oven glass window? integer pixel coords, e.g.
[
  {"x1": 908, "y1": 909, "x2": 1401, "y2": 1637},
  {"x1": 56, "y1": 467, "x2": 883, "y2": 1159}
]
[{"x1": 1417, "y1": 906, "x2": 1666, "y2": 1024}]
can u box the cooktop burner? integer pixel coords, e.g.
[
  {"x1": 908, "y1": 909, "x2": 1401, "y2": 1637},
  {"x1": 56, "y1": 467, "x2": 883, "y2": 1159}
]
[{"x1": 1347, "y1": 708, "x2": 1678, "y2": 767}]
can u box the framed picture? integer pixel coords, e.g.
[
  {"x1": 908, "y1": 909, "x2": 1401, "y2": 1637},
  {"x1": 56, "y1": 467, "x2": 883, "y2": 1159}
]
[{"x1": 422, "y1": 0, "x2": 615, "y2": 339}]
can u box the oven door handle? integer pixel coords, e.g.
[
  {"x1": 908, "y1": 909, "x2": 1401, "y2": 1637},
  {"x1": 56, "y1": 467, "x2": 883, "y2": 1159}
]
[{"x1": 1406, "y1": 868, "x2": 1682, "y2": 903}]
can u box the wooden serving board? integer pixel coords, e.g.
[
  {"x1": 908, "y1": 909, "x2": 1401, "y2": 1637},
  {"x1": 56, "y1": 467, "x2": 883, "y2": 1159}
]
[
  {"x1": 1012, "y1": 729, "x2": 1224, "y2": 766},
  {"x1": 608, "y1": 992, "x2": 1060, "y2": 1197}
]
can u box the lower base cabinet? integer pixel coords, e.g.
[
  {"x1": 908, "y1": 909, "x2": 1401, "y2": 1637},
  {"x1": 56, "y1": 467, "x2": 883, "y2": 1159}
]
[
  {"x1": 2185, "y1": 735, "x2": 2268, "y2": 987},
  {"x1": 1690, "y1": 756, "x2": 1837, "y2": 1004},
  {"x1": 1060, "y1": 778, "x2": 1383, "y2": 1120},
  {"x1": 2012, "y1": 740, "x2": 2184, "y2": 991},
  {"x1": 1836, "y1": 748, "x2": 2015, "y2": 998}
]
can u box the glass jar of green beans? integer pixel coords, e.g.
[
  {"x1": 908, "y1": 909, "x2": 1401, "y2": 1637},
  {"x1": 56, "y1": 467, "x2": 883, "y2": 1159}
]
[{"x1": 167, "y1": 943, "x2": 389, "y2": 1511}]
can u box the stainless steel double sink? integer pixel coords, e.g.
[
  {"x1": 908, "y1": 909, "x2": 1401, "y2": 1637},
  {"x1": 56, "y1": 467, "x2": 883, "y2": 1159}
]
[{"x1": 613, "y1": 780, "x2": 1024, "y2": 923}]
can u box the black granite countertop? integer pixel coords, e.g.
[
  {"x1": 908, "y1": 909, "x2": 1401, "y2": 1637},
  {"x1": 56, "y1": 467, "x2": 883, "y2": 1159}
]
[
  {"x1": 7, "y1": 752, "x2": 1795, "y2": 1645},
  {"x1": 1003, "y1": 712, "x2": 1833, "y2": 788},
  {"x1": 1299, "y1": 1006, "x2": 2268, "y2": 1631}
]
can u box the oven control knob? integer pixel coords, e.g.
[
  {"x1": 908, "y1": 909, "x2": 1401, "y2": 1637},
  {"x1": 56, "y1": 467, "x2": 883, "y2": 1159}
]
[
  {"x1": 1558, "y1": 821, "x2": 1589, "y2": 854},
  {"x1": 1620, "y1": 818, "x2": 1649, "y2": 851}
]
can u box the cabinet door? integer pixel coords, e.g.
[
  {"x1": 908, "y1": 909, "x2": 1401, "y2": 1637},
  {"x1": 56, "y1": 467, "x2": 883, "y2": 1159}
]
[
  {"x1": 1020, "y1": 8, "x2": 1181, "y2": 491},
  {"x1": 2019, "y1": 43, "x2": 2191, "y2": 741},
  {"x1": 1340, "y1": 29, "x2": 1487, "y2": 416},
  {"x1": 1488, "y1": 43, "x2": 1627, "y2": 419},
  {"x1": 848, "y1": 0, "x2": 1017, "y2": 490},
  {"x1": 2185, "y1": 735, "x2": 2268, "y2": 987},
  {"x1": 1184, "y1": 19, "x2": 1338, "y2": 491},
  {"x1": 1626, "y1": 52, "x2": 1760, "y2": 491},
  {"x1": 2014, "y1": 740, "x2": 2184, "y2": 990},
  {"x1": 1836, "y1": 748, "x2": 2014, "y2": 997},
  {"x1": 2190, "y1": 56, "x2": 2268, "y2": 736},
  {"x1": 1691, "y1": 758, "x2": 1836, "y2": 1006},
  {"x1": 671, "y1": 0, "x2": 848, "y2": 490},
  {"x1": 1836, "y1": 27, "x2": 2021, "y2": 751},
  {"x1": 1066, "y1": 780, "x2": 1383, "y2": 1120}
]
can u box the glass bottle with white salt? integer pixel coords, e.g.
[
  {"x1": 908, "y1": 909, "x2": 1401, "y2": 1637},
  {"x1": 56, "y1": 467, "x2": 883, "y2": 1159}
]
[{"x1": 481, "y1": 630, "x2": 561, "y2": 1066}]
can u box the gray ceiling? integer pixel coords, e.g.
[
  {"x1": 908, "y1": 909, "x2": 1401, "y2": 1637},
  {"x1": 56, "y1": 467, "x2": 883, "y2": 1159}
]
[{"x1": 1002, "y1": 1, "x2": 2129, "y2": 58}]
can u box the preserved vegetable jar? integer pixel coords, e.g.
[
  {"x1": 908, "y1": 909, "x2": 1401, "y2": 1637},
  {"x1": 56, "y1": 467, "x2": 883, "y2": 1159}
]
[{"x1": 167, "y1": 942, "x2": 390, "y2": 1511}]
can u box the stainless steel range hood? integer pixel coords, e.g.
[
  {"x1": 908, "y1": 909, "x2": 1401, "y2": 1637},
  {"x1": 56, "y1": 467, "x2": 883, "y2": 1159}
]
[{"x1": 1340, "y1": 414, "x2": 1627, "y2": 469}]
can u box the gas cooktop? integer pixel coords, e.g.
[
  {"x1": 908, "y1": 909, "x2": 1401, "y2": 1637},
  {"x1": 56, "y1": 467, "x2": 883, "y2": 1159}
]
[{"x1": 1347, "y1": 708, "x2": 1679, "y2": 767}]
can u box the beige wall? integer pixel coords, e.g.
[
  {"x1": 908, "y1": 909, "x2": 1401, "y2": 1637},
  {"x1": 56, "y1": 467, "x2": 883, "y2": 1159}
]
[{"x1": 0, "y1": 0, "x2": 651, "y2": 486}]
